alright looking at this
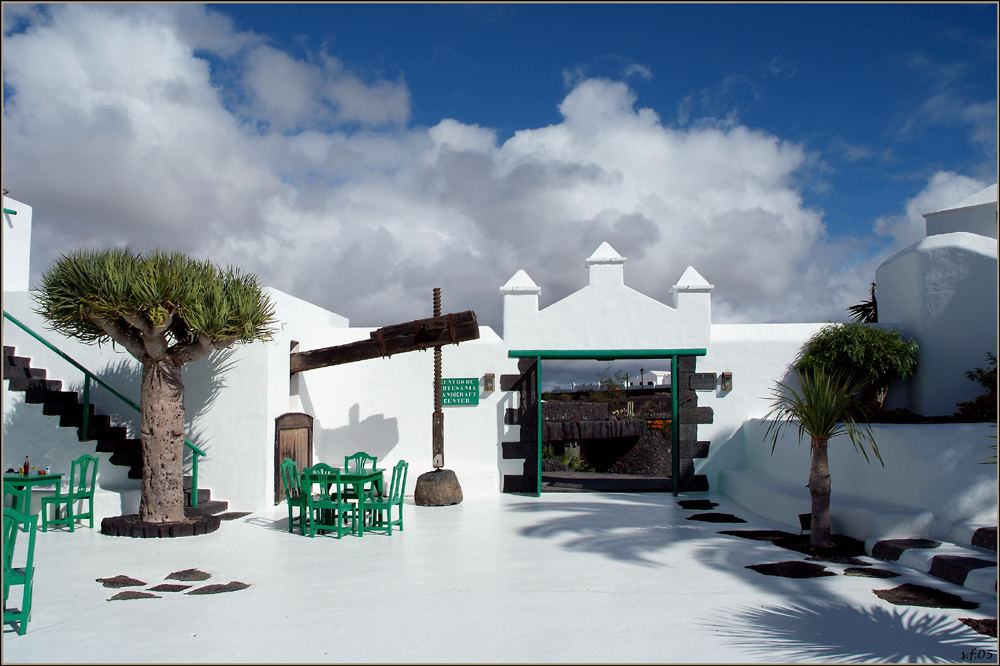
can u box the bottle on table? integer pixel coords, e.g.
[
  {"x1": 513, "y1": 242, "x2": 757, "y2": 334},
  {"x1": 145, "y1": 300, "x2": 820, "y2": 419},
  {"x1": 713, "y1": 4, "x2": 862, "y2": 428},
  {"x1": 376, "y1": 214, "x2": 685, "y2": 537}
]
[{"x1": 22, "y1": 456, "x2": 30, "y2": 476}]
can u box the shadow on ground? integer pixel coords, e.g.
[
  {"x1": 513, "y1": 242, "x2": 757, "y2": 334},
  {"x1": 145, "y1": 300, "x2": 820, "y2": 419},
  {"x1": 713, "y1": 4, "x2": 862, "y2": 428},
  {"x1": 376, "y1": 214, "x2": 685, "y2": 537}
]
[
  {"x1": 698, "y1": 599, "x2": 997, "y2": 663},
  {"x1": 510, "y1": 494, "x2": 718, "y2": 566}
]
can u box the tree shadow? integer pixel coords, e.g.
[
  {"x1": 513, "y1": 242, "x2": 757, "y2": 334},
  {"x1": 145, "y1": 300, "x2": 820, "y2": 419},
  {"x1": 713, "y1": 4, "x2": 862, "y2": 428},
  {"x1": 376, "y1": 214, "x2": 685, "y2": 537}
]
[
  {"x1": 509, "y1": 494, "x2": 727, "y2": 566},
  {"x1": 3, "y1": 347, "x2": 235, "y2": 477},
  {"x1": 698, "y1": 599, "x2": 997, "y2": 663}
]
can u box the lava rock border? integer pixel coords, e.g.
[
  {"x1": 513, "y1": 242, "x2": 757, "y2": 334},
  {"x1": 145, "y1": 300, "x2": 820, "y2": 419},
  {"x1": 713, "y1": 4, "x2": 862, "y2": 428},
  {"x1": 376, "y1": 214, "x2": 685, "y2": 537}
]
[{"x1": 100, "y1": 508, "x2": 221, "y2": 538}]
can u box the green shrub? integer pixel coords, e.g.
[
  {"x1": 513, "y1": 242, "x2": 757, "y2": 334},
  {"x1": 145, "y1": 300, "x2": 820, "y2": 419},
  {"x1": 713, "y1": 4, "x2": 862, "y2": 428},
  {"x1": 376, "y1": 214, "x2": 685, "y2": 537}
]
[{"x1": 795, "y1": 322, "x2": 918, "y2": 408}]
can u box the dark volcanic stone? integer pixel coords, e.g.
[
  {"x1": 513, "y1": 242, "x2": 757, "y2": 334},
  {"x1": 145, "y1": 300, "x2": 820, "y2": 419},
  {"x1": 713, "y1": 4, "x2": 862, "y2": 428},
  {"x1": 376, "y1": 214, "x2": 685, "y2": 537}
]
[
  {"x1": 678, "y1": 499, "x2": 718, "y2": 510},
  {"x1": 775, "y1": 534, "x2": 867, "y2": 558},
  {"x1": 871, "y1": 538, "x2": 941, "y2": 561},
  {"x1": 687, "y1": 512, "x2": 746, "y2": 523},
  {"x1": 873, "y1": 583, "x2": 979, "y2": 609},
  {"x1": 928, "y1": 555, "x2": 996, "y2": 586},
  {"x1": 747, "y1": 561, "x2": 837, "y2": 578},
  {"x1": 147, "y1": 583, "x2": 192, "y2": 592},
  {"x1": 216, "y1": 511, "x2": 252, "y2": 521},
  {"x1": 541, "y1": 459, "x2": 570, "y2": 472},
  {"x1": 100, "y1": 508, "x2": 221, "y2": 538},
  {"x1": 96, "y1": 575, "x2": 147, "y2": 588},
  {"x1": 167, "y1": 568, "x2": 212, "y2": 582},
  {"x1": 972, "y1": 527, "x2": 997, "y2": 551},
  {"x1": 844, "y1": 567, "x2": 900, "y2": 578},
  {"x1": 720, "y1": 529, "x2": 798, "y2": 543},
  {"x1": 807, "y1": 555, "x2": 872, "y2": 566},
  {"x1": 186, "y1": 581, "x2": 250, "y2": 595},
  {"x1": 413, "y1": 469, "x2": 463, "y2": 506},
  {"x1": 108, "y1": 590, "x2": 160, "y2": 601},
  {"x1": 958, "y1": 617, "x2": 998, "y2": 638}
]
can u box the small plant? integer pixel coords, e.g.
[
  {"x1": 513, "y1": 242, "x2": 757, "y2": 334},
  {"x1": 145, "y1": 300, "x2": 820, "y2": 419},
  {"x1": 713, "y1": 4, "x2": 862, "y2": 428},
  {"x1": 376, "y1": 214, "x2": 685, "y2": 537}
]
[
  {"x1": 956, "y1": 352, "x2": 998, "y2": 422},
  {"x1": 796, "y1": 322, "x2": 918, "y2": 409},
  {"x1": 541, "y1": 444, "x2": 594, "y2": 472},
  {"x1": 645, "y1": 418, "x2": 671, "y2": 436}
]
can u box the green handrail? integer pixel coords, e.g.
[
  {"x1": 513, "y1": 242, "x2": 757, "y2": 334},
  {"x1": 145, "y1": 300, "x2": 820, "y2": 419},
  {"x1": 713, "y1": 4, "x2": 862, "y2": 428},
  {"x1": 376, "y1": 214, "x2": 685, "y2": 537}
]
[{"x1": 3, "y1": 310, "x2": 205, "y2": 507}]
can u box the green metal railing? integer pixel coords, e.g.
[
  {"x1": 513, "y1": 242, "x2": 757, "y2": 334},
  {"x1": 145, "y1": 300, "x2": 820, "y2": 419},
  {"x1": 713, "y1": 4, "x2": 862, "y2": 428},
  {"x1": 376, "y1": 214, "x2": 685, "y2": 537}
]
[{"x1": 3, "y1": 310, "x2": 205, "y2": 507}]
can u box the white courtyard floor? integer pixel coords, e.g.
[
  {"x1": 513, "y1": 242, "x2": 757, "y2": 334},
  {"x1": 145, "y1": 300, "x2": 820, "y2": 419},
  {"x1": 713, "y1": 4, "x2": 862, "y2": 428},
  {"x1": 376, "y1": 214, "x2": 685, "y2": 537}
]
[{"x1": 3, "y1": 491, "x2": 998, "y2": 664}]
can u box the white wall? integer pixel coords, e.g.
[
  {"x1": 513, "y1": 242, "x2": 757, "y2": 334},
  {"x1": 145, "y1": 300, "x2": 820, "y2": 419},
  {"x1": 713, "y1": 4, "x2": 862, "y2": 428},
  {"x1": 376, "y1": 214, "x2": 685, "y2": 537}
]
[
  {"x1": 727, "y1": 419, "x2": 997, "y2": 541},
  {"x1": 2, "y1": 196, "x2": 32, "y2": 292},
  {"x1": 876, "y1": 232, "x2": 998, "y2": 415},
  {"x1": 285, "y1": 322, "x2": 520, "y2": 502},
  {"x1": 697, "y1": 322, "x2": 825, "y2": 488},
  {"x1": 501, "y1": 243, "x2": 712, "y2": 351},
  {"x1": 925, "y1": 203, "x2": 998, "y2": 239}
]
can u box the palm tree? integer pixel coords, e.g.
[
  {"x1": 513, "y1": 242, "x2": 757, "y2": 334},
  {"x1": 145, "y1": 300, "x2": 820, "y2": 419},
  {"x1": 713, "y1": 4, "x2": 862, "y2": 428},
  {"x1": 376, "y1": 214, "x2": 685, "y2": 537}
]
[
  {"x1": 763, "y1": 366, "x2": 882, "y2": 552},
  {"x1": 847, "y1": 282, "x2": 878, "y2": 323},
  {"x1": 35, "y1": 248, "x2": 275, "y2": 524}
]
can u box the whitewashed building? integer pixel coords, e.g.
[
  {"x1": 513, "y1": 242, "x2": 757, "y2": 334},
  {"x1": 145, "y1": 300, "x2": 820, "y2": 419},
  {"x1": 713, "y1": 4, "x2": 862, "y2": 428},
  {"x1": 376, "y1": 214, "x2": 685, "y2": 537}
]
[{"x1": 3, "y1": 187, "x2": 996, "y2": 556}]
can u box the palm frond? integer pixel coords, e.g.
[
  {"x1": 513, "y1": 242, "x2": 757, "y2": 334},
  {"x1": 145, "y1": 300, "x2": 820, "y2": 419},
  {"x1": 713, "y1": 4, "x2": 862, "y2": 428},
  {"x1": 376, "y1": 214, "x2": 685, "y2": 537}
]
[{"x1": 763, "y1": 366, "x2": 882, "y2": 466}]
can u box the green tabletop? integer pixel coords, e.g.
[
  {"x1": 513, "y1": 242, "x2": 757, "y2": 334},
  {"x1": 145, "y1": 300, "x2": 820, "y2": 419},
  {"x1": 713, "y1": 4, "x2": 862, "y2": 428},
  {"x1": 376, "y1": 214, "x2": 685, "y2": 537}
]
[
  {"x1": 5, "y1": 473, "x2": 63, "y2": 486},
  {"x1": 4, "y1": 473, "x2": 63, "y2": 528}
]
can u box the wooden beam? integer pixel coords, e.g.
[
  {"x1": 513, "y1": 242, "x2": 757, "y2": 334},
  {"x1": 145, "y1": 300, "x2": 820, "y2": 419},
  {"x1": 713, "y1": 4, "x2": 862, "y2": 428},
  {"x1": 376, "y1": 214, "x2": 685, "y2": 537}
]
[{"x1": 289, "y1": 310, "x2": 479, "y2": 375}]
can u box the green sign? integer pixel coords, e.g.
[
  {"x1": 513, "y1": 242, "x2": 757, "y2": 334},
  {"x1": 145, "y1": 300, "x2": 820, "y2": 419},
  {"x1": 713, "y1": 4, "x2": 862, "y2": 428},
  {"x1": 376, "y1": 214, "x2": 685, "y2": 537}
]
[{"x1": 442, "y1": 377, "x2": 479, "y2": 406}]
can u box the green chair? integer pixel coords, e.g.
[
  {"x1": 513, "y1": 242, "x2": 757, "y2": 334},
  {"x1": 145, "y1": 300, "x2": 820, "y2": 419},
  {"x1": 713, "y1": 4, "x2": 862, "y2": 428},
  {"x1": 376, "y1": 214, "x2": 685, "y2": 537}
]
[
  {"x1": 359, "y1": 460, "x2": 408, "y2": 536},
  {"x1": 40, "y1": 454, "x2": 98, "y2": 532},
  {"x1": 4, "y1": 507, "x2": 38, "y2": 635},
  {"x1": 280, "y1": 458, "x2": 307, "y2": 535},
  {"x1": 343, "y1": 451, "x2": 377, "y2": 500},
  {"x1": 3, "y1": 481, "x2": 31, "y2": 517},
  {"x1": 302, "y1": 463, "x2": 357, "y2": 539}
]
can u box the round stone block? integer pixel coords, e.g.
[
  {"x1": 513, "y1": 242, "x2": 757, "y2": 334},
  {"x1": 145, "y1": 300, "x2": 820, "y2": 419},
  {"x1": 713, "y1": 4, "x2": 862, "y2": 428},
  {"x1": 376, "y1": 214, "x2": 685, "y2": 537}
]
[{"x1": 413, "y1": 469, "x2": 463, "y2": 506}]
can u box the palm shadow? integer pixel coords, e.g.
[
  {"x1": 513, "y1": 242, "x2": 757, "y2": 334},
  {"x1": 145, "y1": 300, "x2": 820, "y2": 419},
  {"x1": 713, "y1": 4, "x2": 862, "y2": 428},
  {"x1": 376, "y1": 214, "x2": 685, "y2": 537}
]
[
  {"x1": 509, "y1": 494, "x2": 733, "y2": 566},
  {"x1": 698, "y1": 599, "x2": 997, "y2": 663}
]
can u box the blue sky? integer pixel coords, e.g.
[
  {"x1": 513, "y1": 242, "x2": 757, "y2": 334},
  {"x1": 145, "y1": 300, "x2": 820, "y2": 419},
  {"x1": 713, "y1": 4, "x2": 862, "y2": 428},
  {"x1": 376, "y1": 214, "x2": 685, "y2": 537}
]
[{"x1": 2, "y1": 3, "x2": 997, "y2": 335}]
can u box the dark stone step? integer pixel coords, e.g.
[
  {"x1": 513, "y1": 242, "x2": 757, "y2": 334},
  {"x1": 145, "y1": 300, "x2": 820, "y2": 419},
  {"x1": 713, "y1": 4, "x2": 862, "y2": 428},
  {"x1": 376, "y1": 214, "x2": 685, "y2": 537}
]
[
  {"x1": 21, "y1": 379, "x2": 65, "y2": 400},
  {"x1": 972, "y1": 527, "x2": 997, "y2": 552},
  {"x1": 96, "y1": 438, "x2": 140, "y2": 454},
  {"x1": 2, "y1": 362, "x2": 44, "y2": 380},
  {"x1": 871, "y1": 538, "x2": 942, "y2": 562},
  {"x1": 184, "y1": 488, "x2": 211, "y2": 504},
  {"x1": 39, "y1": 391, "x2": 78, "y2": 413},
  {"x1": 928, "y1": 554, "x2": 996, "y2": 586},
  {"x1": 190, "y1": 499, "x2": 228, "y2": 515}
]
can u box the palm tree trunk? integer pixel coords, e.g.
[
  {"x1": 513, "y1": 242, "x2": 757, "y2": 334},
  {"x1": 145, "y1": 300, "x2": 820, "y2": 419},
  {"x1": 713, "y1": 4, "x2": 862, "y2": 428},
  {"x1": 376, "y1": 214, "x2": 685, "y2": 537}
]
[
  {"x1": 807, "y1": 435, "x2": 834, "y2": 551},
  {"x1": 139, "y1": 358, "x2": 187, "y2": 523}
]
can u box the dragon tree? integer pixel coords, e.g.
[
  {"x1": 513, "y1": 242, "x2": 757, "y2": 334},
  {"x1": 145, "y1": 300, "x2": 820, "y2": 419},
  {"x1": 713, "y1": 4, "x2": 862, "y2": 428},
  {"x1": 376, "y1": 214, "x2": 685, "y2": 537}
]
[{"x1": 35, "y1": 248, "x2": 275, "y2": 524}]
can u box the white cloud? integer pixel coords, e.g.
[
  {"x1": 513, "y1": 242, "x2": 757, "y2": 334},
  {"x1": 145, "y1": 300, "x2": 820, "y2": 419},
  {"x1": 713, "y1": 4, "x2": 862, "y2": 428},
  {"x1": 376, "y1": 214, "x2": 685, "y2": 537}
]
[
  {"x1": 241, "y1": 46, "x2": 410, "y2": 132},
  {"x1": 2, "y1": 4, "x2": 981, "y2": 333},
  {"x1": 874, "y1": 171, "x2": 990, "y2": 252}
]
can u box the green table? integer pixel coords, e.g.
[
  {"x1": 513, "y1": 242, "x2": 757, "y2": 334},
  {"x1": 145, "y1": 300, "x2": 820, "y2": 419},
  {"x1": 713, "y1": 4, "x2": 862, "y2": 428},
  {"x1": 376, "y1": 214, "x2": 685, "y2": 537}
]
[
  {"x1": 300, "y1": 468, "x2": 384, "y2": 536},
  {"x1": 4, "y1": 474, "x2": 63, "y2": 529}
]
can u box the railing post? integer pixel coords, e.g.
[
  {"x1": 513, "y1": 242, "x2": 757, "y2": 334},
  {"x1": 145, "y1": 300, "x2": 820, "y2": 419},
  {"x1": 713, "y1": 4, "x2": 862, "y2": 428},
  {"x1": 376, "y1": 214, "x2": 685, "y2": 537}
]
[
  {"x1": 5, "y1": 309, "x2": 208, "y2": 509},
  {"x1": 190, "y1": 452, "x2": 199, "y2": 509},
  {"x1": 80, "y1": 375, "x2": 91, "y2": 441}
]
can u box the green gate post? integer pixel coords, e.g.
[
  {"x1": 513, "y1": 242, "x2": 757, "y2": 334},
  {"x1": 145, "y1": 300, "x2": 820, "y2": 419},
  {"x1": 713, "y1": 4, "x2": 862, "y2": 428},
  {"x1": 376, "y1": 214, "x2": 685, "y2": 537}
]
[
  {"x1": 671, "y1": 354, "x2": 680, "y2": 497},
  {"x1": 536, "y1": 356, "x2": 542, "y2": 497}
]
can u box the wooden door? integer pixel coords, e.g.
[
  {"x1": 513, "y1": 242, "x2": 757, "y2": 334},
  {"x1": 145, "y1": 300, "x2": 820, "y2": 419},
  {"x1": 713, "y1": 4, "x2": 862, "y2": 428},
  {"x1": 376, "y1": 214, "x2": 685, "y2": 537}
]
[{"x1": 274, "y1": 412, "x2": 313, "y2": 505}]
